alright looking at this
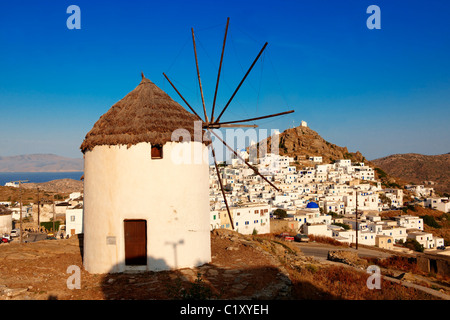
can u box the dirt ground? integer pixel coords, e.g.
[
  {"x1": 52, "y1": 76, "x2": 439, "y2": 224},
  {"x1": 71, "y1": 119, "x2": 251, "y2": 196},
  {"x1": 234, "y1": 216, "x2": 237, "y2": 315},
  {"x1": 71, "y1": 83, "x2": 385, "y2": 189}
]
[
  {"x1": 0, "y1": 230, "x2": 293, "y2": 300},
  {"x1": 0, "y1": 229, "x2": 446, "y2": 301}
]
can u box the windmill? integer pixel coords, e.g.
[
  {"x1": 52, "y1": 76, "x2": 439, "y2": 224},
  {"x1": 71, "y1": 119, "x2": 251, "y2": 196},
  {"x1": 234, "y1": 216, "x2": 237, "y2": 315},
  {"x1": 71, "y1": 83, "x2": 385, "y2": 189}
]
[{"x1": 163, "y1": 18, "x2": 295, "y2": 230}]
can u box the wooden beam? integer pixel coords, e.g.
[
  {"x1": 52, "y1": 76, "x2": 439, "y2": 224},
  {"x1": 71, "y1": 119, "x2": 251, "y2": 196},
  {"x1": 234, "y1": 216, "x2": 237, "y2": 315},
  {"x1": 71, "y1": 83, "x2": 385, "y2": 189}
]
[
  {"x1": 210, "y1": 143, "x2": 234, "y2": 230},
  {"x1": 214, "y1": 42, "x2": 268, "y2": 124},
  {"x1": 216, "y1": 110, "x2": 295, "y2": 125},
  {"x1": 211, "y1": 17, "x2": 230, "y2": 122},
  {"x1": 206, "y1": 124, "x2": 258, "y2": 129},
  {"x1": 191, "y1": 28, "x2": 209, "y2": 124},
  {"x1": 208, "y1": 129, "x2": 280, "y2": 192},
  {"x1": 162, "y1": 72, "x2": 203, "y2": 122}
]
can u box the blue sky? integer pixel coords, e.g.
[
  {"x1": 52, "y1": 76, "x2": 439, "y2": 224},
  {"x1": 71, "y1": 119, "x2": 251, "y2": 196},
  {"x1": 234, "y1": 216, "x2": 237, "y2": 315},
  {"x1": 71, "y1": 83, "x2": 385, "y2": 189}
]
[{"x1": 0, "y1": 0, "x2": 449, "y2": 160}]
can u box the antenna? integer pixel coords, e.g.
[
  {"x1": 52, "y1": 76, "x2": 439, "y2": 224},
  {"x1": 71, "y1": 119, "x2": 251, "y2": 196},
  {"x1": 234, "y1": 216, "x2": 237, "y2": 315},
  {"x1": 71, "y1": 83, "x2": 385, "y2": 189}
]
[{"x1": 163, "y1": 18, "x2": 295, "y2": 229}]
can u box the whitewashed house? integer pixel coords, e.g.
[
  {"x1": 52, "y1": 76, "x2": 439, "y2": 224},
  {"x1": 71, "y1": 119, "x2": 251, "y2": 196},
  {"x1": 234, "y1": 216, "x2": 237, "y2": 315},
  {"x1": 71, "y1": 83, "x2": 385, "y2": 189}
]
[
  {"x1": 407, "y1": 231, "x2": 443, "y2": 249},
  {"x1": 394, "y1": 215, "x2": 423, "y2": 231},
  {"x1": 232, "y1": 203, "x2": 271, "y2": 235},
  {"x1": 65, "y1": 204, "x2": 83, "y2": 237}
]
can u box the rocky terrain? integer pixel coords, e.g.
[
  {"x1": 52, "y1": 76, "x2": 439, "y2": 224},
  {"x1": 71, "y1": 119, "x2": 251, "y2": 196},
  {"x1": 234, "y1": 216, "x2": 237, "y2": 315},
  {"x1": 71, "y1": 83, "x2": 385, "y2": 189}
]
[
  {"x1": 372, "y1": 153, "x2": 450, "y2": 194},
  {"x1": 0, "y1": 229, "x2": 445, "y2": 301},
  {"x1": 21, "y1": 178, "x2": 83, "y2": 194},
  {"x1": 255, "y1": 125, "x2": 366, "y2": 164}
]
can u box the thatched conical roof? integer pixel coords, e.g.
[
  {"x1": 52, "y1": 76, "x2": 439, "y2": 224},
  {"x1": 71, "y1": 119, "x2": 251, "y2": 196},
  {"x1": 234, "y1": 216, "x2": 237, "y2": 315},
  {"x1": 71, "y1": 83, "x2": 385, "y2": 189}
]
[{"x1": 80, "y1": 74, "x2": 204, "y2": 153}]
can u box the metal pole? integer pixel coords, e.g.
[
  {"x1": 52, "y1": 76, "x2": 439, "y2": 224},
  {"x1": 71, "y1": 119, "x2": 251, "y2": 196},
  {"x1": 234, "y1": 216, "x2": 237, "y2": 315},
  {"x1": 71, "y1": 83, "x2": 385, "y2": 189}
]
[
  {"x1": 53, "y1": 200, "x2": 55, "y2": 235},
  {"x1": 355, "y1": 188, "x2": 358, "y2": 250},
  {"x1": 37, "y1": 187, "x2": 40, "y2": 231},
  {"x1": 19, "y1": 181, "x2": 23, "y2": 244}
]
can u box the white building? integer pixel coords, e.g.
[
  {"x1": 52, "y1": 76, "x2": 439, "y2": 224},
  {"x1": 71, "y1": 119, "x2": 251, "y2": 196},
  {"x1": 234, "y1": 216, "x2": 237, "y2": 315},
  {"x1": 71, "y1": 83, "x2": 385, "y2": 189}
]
[
  {"x1": 4, "y1": 182, "x2": 19, "y2": 188},
  {"x1": 65, "y1": 204, "x2": 83, "y2": 237},
  {"x1": 407, "y1": 231, "x2": 444, "y2": 249},
  {"x1": 405, "y1": 185, "x2": 434, "y2": 198},
  {"x1": 232, "y1": 203, "x2": 271, "y2": 235},
  {"x1": 331, "y1": 229, "x2": 376, "y2": 246},
  {"x1": 425, "y1": 197, "x2": 450, "y2": 213},
  {"x1": 378, "y1": 226, "x2": 408, "y2": 244},
  {"x1": 303, "y1": 223, "x2": 332, "y2": 237},
  {"x1": 309, "y1": 156, "x2": 322, "y2": 163},
  {"x1": 394, "y1": 215, "x2": 423, "y2": 231}
]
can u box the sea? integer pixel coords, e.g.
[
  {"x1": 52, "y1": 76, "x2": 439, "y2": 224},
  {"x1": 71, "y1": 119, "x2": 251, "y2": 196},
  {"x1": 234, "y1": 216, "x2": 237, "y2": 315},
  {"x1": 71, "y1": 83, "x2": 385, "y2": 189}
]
[{"x1": 0, "y1": 172, "x2": 84, "y2": 186}]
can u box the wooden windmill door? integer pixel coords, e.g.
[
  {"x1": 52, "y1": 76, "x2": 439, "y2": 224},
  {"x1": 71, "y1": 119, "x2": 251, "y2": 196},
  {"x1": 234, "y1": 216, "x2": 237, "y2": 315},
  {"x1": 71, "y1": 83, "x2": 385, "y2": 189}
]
[{"x1": 124, "y1": 220, "x2": 147, "y2": 266}]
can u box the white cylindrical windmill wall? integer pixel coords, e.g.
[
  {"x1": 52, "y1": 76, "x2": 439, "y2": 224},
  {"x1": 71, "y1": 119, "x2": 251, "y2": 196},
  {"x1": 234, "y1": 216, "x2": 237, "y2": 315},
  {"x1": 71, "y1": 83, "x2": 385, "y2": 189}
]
[{"x1": 83, "y1": 141, "x2": 210, "y2": 274}]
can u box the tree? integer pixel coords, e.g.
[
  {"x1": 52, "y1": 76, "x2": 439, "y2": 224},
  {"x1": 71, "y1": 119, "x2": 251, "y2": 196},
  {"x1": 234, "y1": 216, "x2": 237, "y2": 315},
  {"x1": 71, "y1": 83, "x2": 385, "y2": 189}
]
[
  {"x1": 404, "y1": 238, "x2": 424, "y2": 252},
  {"x1": 273, "y1": 209, "x2": 287, "y2": 219}
]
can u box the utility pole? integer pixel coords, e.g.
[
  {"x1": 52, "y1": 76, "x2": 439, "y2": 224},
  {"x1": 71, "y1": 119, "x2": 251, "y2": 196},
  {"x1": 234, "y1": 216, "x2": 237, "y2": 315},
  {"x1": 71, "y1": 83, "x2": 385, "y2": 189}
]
[
  {"x1": 355, "y1": 188, "x2": 359, "y2": 250},
  {"x1": 10, "y1": 180, "x2": 29, "y2": 244},
  {"x1": 53, "y1": 200, "x2": 56, "y2": 235},
  {"x1": 37, "y1": 187, "x2": 40, "y2": 231}
]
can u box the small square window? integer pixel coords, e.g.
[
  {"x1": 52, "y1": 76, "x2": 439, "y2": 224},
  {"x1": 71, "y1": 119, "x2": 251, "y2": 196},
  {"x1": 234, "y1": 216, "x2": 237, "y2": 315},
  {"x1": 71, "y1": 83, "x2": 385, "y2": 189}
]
[{"x1": 151, "y1": 145, "x2": 163, "y2": 159}]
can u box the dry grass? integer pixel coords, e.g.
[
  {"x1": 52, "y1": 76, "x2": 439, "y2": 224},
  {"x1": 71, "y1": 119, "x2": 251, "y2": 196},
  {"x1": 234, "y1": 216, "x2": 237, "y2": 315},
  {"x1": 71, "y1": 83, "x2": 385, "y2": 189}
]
[
  {"x1": 0, "y1": 186, "x2": 68, "y2": 204},
  {"x1": 290, "y1": 264, "x2": 440, "y2": 300},
  {"x1": 308, "y1": 234, "x2": 349, "y2": 247}
]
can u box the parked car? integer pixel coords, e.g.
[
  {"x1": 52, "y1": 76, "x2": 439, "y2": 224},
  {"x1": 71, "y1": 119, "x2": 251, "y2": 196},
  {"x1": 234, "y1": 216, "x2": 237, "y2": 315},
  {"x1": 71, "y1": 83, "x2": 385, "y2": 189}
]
[
  {"x1": 1, "y1": 237, "x2": 9, "y2": 243},
  {"x1": 277, "y1": 232, "x2": 294, "y2": 241},
  {"x1": 294, "y1": 234, "x2": 310, "y2": 243},
  {"x1": 437, "y1": 246, "x2": 446, "y2": 250},
  {"x1": 10, "y1": 229, "x2": 20, "y2": 237}
]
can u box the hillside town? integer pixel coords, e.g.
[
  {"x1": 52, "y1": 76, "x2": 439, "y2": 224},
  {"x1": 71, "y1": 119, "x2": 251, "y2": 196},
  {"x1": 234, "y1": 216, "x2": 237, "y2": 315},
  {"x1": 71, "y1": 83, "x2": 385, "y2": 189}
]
[
  {"x1": 1, "y1": 146, "x2": 448, "y2": 256},
  {"x1": 209, "y1": 147, "x2": 447, "y2": 252}
]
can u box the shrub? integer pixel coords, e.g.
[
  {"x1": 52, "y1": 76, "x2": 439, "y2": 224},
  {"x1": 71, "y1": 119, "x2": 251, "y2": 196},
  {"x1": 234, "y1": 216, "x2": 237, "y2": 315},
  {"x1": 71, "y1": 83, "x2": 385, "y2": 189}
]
[
  {"x1": 166, "y1": 273, "x2": 218, "y2": 300},
  {"x1": 404, "y1": 238, "x2": 424, "y2": 252},
  {"x1": 273, "y1": 209, "x2": 287, "y2": 219},
  {"x1": 332, "y1": 222, "x2": 350, "y2": 230},
  {"x1": 375, "y1": 167, "x2": 388, "y2": 179},
  {"x1": 421, "y1": 215, "x2": 441, "y2": 229},
  {"x1": 308, "y1": 234, "x2": 348, "y2": 247}
]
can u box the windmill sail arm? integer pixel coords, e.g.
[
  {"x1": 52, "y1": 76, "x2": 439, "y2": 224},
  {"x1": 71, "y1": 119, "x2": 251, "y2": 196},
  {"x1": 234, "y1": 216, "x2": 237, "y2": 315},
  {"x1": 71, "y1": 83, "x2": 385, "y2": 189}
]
[
  {"x1": 208, "y1": 129, "x2": 280, "y2": 192},
  {"x1": 162, "y1": 72, "x2": 204, "y2": 122},
  {"x1": 214, "y1": 42, "x2": 268, "y2": 124},
  {"x1": 216, "y1": 110, "x2": 295, "y2": 126},
  {"x1": 211, "y1": 17, "x2": 230, "y2": 123},
  {"x1": 210, "y1": 143, "x2": 234, "y2": 230}
]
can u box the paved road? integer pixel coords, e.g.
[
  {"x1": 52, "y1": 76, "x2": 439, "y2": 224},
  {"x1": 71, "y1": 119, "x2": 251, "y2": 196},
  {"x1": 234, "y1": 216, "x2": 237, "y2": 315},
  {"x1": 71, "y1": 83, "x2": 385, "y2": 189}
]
[{"x1": 293, "y1": 242, "x2": 393, "y2": 261}]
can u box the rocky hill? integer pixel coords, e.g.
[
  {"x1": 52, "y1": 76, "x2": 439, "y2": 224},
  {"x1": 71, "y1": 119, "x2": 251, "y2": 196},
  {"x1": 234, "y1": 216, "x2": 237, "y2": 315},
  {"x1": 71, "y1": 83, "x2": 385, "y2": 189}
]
[
  {"x1": 371, "y1": 153, "x2": 450, "y2": 195},
  {"x1": 255, "y1": 125, "x2": 366, "y2": 164},
  {"x1": 0, "y1": 154, "x2": 83, "y2": 172},
  {"x1": 21, "y1": 178, "x2": 83, "y2": 193}
]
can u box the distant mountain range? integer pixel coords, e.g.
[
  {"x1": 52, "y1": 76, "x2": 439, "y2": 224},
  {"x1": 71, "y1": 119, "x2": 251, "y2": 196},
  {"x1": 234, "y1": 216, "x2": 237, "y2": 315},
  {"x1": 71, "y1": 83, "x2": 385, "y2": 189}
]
[
  {"x1": 371, "y1": 153, "x2": 450, "y2": 195},
  {"x1": 0, "y1": 154, "x2": 83, "y2": 172}
]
